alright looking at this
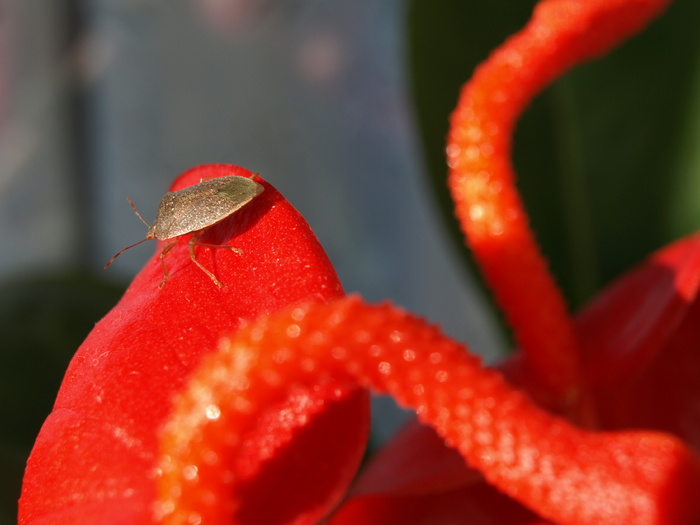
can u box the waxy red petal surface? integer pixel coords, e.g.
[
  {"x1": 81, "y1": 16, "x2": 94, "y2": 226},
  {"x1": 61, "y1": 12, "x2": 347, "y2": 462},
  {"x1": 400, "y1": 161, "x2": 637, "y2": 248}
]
[{"x1": 19, "y1": 164, "x2": 370, "y2": 525}]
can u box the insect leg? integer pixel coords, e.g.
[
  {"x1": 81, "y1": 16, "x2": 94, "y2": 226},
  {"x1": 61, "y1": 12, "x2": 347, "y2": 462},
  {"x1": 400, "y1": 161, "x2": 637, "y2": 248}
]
[
  {"x1": 188, "y1": 236, "x2": 224, "y2": 287},
  {"x1": 158, "y1": 240, "x2": 178, "y2": 289},
  {"x1": 194, "y1": 242, "x2": 243, "y2": 254}
]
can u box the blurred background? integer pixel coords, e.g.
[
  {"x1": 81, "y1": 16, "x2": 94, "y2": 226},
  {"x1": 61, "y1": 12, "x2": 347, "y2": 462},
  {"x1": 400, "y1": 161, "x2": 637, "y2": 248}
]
[{"x1": 2, "y1": 0, "x2": 700, "y2": 523}]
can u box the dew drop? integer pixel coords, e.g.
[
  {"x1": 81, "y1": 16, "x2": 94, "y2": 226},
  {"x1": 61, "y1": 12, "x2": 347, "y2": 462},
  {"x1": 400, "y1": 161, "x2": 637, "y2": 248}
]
[
  {"x1": 250, "y1": 326, "x2": 265, "y2": 342},
  {"x1": 286, "y1": 323, "x2": 301, "y2": 338},
  {"x1": 466, "y1": 125, "x2": 483, "y2": 142},
  {"x1": 182, "y1": 465, "x2": 199, "y2": 482},
  {"x1": 445, "y1": 143, "x2": 461, "y2": 157},
  {"x1": 378, "y1": 361, "x2": 391, "y2": 375},
  {"x1": 469, "y1": 205, "x2": 484, "y2": 221},
  {"x1": 155, "y1": 500, "x2": 175, "y2": 519},
  {"x1": 204, "y1": 404, "x2": 221, "y2": 420},
  {"x1": 291, "y1": 307, "x2": 307, "y2": 322},
  {"x1": 465, "y1": 144, "x2": 481, "y2": 160}
]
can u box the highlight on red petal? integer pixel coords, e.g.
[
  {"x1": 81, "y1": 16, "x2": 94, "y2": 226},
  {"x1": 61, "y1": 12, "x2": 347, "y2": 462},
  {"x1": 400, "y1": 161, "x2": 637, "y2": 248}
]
[
  {"x1": 572, "y1": 233, "x2": 700, "y2": 447},
  {"x1": 447, "y1": 0, "x2": 672, "y2": 406},
  {"x1": 591, "y1": 290, "x2": 700, "y2": 453},
  {"x1": 19, "y1": 164, "x2": 370, "y2": 525},
  {"x1": 579, "y1": 232, "x2": 700, "y2": 386},
  {"x1": 156, "y1": 296, "x2": 700, "y2": 525}
]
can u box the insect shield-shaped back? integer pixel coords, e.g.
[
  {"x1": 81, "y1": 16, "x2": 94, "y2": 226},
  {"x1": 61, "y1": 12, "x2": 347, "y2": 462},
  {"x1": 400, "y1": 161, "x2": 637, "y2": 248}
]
[
  {"x1": 152, "y1": 177, "x2": 263, "y2": 239},
  {"x1": 105, "y1": 175, "x2": 265, "y2": 288}
]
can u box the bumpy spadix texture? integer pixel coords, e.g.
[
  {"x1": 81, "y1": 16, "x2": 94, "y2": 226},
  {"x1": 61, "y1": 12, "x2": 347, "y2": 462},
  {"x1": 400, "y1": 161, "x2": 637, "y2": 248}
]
[
  {"x1": 447, "y1": 0, "x2": 672, "y2": 404},
  {"x1": 157, "y1": 296, "x2": 700, "y2": 525}
]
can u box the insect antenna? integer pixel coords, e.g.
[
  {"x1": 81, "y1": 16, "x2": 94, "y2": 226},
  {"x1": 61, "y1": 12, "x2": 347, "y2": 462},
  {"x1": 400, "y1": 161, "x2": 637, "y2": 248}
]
[
  {"x1": 127, "y1": 196, "x2": 151, "y2": 227},
  {"x1": 104, "y1": 237, "x2": 152, "y2": 269}
]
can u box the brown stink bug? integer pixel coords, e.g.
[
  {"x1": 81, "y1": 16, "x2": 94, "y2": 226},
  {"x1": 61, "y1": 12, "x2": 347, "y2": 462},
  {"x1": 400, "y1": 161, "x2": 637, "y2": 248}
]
[{"x1": 105, "y1": 175, "x2": 264, "y2": 287}]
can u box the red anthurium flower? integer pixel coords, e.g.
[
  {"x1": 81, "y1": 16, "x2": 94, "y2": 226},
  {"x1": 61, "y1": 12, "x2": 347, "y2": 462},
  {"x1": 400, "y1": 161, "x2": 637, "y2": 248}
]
[
  {"x1": 19, "y1": 0, "x2": 700, "y2": 524},
  {"x1": 19, "y1": 164, "x2": 370, "y2": 525}
]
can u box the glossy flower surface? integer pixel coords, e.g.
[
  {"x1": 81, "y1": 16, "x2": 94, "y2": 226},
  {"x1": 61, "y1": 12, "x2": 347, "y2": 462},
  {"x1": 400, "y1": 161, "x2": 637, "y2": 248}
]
[{"x1": 19, "y1": 164, "x2": 370, "y2": 525}]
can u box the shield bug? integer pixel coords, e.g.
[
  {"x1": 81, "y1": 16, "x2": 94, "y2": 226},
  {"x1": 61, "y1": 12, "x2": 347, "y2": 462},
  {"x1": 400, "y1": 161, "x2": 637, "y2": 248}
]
[{"x1": 105, "y1": 175, "x2": 264, "y2": 288}]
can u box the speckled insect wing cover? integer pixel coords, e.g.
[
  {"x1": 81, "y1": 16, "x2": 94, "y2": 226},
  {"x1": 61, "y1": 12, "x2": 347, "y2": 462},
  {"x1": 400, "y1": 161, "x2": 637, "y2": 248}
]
[
  {"x1": 152, "y1": 177, "x2": 263, "y2": 239},
  {"x1": 216, "y1": 177, "x2": 264, "y2": 203}
]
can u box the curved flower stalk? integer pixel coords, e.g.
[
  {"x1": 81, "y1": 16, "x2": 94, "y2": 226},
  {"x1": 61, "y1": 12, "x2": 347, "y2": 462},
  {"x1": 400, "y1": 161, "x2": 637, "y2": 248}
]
[
  {"x1": 19, "y1": 164, "x2": 370, "y2": 525},
  {"x1": 157, "y1": 295, "x2": 700, "y2": 525},
  {"x1": 446, "y1": 0, "x2": 672, "y2": 412},
  {"x1": 327, "y1": 231, "x2": 700, "y2": 525}
]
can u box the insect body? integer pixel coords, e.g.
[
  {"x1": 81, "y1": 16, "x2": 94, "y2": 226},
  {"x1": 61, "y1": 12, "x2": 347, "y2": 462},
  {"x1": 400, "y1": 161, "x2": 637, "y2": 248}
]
[{"x1": 105, "y1": 175, "x2": 264, "y2": 287}]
